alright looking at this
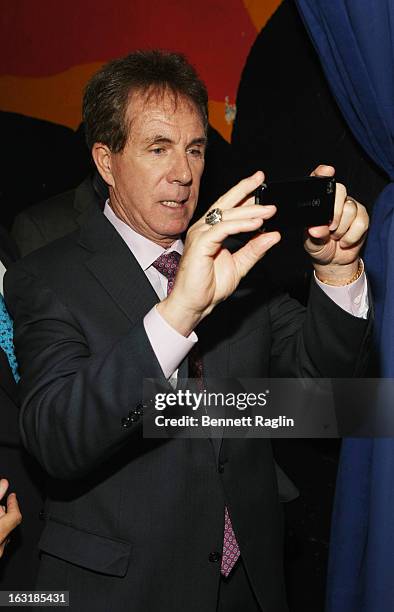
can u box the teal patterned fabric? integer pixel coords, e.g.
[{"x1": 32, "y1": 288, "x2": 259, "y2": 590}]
[{"x1": 0, "y1": 293, "x2": 19, "y2": 382}]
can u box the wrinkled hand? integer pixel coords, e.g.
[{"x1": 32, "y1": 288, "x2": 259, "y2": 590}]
[
  {"x1": 0, "y1": 479, "x2": 22, "y2": 558},
  {"x1": 304, "y1": 165, "x2": 369, "y2": 284},
  {"x1": 157, "y1": 171, "x2": 280, "y2": 336}
]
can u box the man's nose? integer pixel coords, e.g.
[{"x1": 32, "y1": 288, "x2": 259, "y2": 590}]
[{"x1": 167, "y1": 152, "x2": 192, "y2": 185}]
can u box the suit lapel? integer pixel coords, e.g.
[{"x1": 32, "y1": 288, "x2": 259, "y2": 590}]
[{"x1": 80, "y1": 209, "x2": 159, "y2": 325}]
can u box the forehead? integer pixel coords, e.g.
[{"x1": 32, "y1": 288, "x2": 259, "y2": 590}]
[{"x1": 125, "y1": 90, "x2": 205, "y2": 141}]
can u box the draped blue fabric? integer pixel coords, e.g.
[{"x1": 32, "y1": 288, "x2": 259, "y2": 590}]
[
  {"x1": 295, "y1": 2, "x2": 394, "y2": 610},
  {"x1": 0, "y1": 293, "x2": 19, "y2": 382}
]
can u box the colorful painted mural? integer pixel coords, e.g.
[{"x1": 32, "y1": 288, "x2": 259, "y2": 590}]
[{"x1": 0, "y1": 0, "x2": 281, "y2": 141}]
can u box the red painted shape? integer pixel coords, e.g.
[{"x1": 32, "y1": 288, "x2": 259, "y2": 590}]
[{"x1": 0, "y1": 0, "x2": 257, "y2": 100}]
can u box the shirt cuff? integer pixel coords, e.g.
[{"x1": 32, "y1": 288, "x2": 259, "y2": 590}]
[
  {"x1": 144, "y1": 305, "x2": 198, "y2": 379},
  {"x1": 314, "y1": 268, "x2": 369, "y2": 319}
]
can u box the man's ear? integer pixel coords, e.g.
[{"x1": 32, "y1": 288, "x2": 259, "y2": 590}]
[{"x1": 92, "y1": 143, "x2": 115, "y2": 187}]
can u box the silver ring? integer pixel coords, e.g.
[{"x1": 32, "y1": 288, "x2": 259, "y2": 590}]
[{"x1": 205, "y1": 208, "x2": 223, "y2": 226}]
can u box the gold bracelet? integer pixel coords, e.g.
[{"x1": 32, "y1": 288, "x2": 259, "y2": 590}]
[{"x1": 316, "y1": 259, "x2": 364, "y2": 286}]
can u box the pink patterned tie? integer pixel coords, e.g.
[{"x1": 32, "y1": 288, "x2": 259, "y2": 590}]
[
  {"x1": 152, "y1": 251, "x2": 241, "y2": 576},
  {"x1": 221, "y1": 506, "x2": 240, "y2": 577},
  {"x1": 151, "y1": 251, "x2": 181, "y2": 295}
]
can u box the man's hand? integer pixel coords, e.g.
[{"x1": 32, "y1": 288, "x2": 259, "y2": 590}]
[
  {"x1": 0, "y1": 479, "x2": 22, "y2": 558},
  {"x1": 304, "y1": 165, "x2": 369, "y2": 285},
  {"x1": 157, "y1": 171, "x2": 280, "y2": 336}
]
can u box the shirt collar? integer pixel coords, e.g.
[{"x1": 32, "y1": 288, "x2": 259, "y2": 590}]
[{"x1": 103, "y1": 201, "x2": 183, "y2": 271}]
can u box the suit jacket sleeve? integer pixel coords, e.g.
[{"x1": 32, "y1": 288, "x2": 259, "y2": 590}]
[
  {"x1": 268, "y1": 279, "x2": 371, "y2": 378},
  {"x1": 4, "y1": 262, "x2": 371, "y2": 480}
]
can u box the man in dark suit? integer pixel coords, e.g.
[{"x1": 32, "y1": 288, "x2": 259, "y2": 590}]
[
  {"x1": 0, "y1": 226, "x2": 43, "y2": 587},
  {"x1": 10, "y1": 168, "x2": 300, "y2": 507},
  {"x1": 5, "y1": 51, "x2": 370, "y2": 611}
]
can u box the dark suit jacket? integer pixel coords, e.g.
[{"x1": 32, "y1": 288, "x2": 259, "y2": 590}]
[
  {"x1": 4, "y1": 209, "x2": 371, "y2": 612},
  {"x1": 11, "y1": 173, "x2": 106, "y2": 257},
  {"x1": 0, "y1": 227, "x2": 44, "y2": 591}
]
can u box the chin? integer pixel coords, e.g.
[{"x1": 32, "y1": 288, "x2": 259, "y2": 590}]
[
  {"x1": 163, "y1": 215, "x2": 192, "y2": 234},
  {"x1": 162, "y1": 222, "x2": 189, "y2": 237}
]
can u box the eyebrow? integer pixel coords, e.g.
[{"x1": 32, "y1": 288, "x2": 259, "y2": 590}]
[
  {"x1": 189, "y1": 137, "x2": 208, "y2": 147},
  {"x1": 144, "y1": 135, "x2": 207, "y2": 147}
]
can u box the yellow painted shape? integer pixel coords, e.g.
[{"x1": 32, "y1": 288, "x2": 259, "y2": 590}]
[
  {"x1": 243, "y1": 0, "x2": 281, "y2": 31},
  {"x1": 0, "y1": 2, "x2": 282, "y2": 139},
  {"x1": 0, "y1": 64, "x2": 234, "y2": 142},
  {"x1": 0, "y1": 63, "x2": 105, "y2": 129}
]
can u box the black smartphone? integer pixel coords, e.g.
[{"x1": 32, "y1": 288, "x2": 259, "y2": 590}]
[{"x1": 254, "y1": 176, "x2": 336, "y2": 231}]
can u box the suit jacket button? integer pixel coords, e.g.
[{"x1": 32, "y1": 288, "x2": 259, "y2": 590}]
[
  {"x1": 121, "y1": 417, "x2": 131, "y2": 428},
  {"x1": 209, "y1": 552, "x2": 221, "y2": 563},
  {"x1": 38, "y1": 510, "x2": 45, "y2": 520},
  {"x1": 218, "y1": 462, "x2": 225, "y2": 473}
]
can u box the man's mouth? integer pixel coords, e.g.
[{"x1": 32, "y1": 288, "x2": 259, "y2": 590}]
[{"x1": 160, "y1": 199, "x2": 188, "y2": 208}]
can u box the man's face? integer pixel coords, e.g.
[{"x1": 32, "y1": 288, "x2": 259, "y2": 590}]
[{"x1": 105, "y1": 91, "x2": 206, "y2": 247}]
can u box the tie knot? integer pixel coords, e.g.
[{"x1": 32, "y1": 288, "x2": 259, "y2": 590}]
[{"x1": 152, "y1": 251, "x2": 181, "y2": 282}]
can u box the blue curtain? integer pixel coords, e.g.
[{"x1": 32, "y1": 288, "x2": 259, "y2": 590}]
[{"x1": 294, "y1": 2, "x2": 394, "y2": 611}]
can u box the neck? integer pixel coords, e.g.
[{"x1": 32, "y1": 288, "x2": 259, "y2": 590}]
[{"x1": 108, "y1": 200, "x2": 179, "y2": 249}]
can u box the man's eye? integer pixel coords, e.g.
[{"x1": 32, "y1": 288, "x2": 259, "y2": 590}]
[
  {"x1": 151, "y1": 147, "x2": 165, "y2": 155},
  {"x1": 188, "y1": 148, "x2": 203, "y2": 157}
]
